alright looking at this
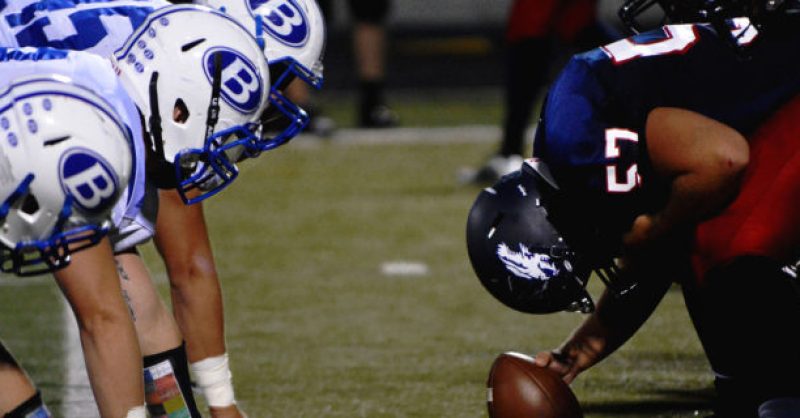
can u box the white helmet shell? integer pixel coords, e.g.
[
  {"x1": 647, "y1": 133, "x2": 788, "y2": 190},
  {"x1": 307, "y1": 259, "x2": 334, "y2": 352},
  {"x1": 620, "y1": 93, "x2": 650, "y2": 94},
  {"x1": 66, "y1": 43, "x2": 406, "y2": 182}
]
[
  {"x1": 0, "y1": 76, "x2": 133, "y2": 273},
  {"x1": 112, "y1": 5, "x2": 271, "y2": 164},
  {"x1": 199, "y1": 0, "x2": 326, "y2": 85}
]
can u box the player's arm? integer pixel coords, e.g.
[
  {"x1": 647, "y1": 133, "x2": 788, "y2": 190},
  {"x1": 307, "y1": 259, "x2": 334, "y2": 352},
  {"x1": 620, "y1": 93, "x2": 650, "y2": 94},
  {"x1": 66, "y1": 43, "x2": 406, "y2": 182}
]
[
  {"x1": 535, "y1": 267, "x2": 673, "y2": 383},
  {"x1": 154, "y1": 189, "x2": 243, "y2": 416},
  {"x1": 154, "y1": 189, "x2": 225, "y2": 361},
  {"x1": 624, "y1": 107, "x2": 749, "y2": 248}
]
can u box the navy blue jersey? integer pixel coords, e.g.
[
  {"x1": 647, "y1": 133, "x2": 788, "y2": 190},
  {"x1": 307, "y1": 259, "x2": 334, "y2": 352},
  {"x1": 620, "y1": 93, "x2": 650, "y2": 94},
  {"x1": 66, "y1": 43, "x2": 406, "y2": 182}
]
[{"x1": 533, "y1": 19, "x2": 800, "y2": 245}]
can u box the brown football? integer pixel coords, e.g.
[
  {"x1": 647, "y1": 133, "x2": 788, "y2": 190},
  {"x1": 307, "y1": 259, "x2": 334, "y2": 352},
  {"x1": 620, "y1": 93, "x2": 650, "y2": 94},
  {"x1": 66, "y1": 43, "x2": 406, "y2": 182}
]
[{"x1": 487, "y1": 352, "x2": 583, "y2": 418}]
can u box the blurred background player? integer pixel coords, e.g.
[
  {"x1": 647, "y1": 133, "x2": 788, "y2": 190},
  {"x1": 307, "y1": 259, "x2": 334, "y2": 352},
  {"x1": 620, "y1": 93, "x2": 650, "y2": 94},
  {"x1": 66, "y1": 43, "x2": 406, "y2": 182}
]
[
  {"x1": 467, "y1": 9, "x2": 800, "y2": 416},
  {"x1": 345, "y1": 0, "x2": 398, "y2": 128},
  {"x1": 0, "y1": 3, "x2": 274, "y2": 417},
  {"x1": 461, "y1": 0, "x2": 613, "y2": 184},
  {"x1": 299, "y1": 0, "x2": 397, "y2": 131},
  {"x1": 0, "y1": 68, "x2": 143, "y2": 417}
]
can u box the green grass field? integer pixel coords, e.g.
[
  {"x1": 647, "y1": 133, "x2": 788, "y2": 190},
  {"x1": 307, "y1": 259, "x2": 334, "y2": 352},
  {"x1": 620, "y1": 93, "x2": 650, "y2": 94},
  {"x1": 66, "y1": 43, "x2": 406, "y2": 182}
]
[{"x1": 0, "y1": 95, "x2": 713, "y2": 417}]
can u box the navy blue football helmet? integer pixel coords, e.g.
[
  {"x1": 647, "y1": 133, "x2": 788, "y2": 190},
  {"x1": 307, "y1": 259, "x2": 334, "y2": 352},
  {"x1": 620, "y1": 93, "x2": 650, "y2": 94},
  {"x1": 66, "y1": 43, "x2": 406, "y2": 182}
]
[
  {"x1": 466, "y1": 159, "x2": 596, "y2": 314},
  {"x1": 466, "y1": 159, "x2": 639, "y2": 314}
]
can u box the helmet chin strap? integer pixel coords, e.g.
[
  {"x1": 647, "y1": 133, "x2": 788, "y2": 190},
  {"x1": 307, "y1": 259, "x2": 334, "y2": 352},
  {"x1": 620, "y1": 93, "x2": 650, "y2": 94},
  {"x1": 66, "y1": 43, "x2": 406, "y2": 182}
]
[
  {"x1": 204, "y1": 51, "x2": 222, "y2": 143},
  {"x1": 148, "y1": 71, "x2": 165, "y2": 161},
  {"x1": 142, "y1": 72, "x2": 180, "y2": 189}
]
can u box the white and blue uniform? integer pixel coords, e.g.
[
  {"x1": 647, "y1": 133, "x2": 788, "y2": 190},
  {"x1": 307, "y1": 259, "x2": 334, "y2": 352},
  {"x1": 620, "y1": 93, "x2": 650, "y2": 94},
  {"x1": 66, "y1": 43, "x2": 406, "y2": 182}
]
[
  {"x1": 0, "y1": 0, "x2": 169, "y2": 56},
  {"x1": 0, "y1": 46, "x2": 150, "y2": 251},
  {"x1": 0, "y1": 0, "x2": 171, "y2": 251}
]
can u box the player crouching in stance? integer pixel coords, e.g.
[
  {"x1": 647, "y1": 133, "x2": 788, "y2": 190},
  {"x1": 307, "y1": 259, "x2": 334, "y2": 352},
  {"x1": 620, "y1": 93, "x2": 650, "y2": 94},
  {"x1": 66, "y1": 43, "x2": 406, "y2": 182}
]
[
  {"x1": 0, "y1": 75, "x2": 145, "y2": 417},
  {"x1": 466, "y1": 10, "x2": 800, "y2": 418},
  {"x1": 110, "y1": 6, "x2": 271, "y2": 417},
  {"x1": 151, "y1": 1, "x2": 325, "y2": 415},
  {"x1": 0, "y1": 1, "x2": 317, "y2": 414},
  {"x1": 0, "y1": 6, "x2": 272, "y2": 416}
]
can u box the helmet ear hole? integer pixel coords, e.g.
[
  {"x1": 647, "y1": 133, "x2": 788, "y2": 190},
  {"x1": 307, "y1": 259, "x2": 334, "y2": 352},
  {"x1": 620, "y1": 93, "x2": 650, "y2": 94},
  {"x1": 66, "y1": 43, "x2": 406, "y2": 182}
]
[
  {"x1": 20, "y1": 194, "x2": 39, "y2": 216},
  {"x1": 173, "y1": 99, "x2": 189, "y2": 124}
]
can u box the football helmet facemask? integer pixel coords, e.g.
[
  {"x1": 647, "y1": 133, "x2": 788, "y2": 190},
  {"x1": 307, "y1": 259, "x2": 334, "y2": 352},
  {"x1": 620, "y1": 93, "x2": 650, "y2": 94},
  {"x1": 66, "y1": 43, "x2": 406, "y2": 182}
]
[
  {"x1": 198, "y1": 0, "x2": 325, "y2": 149},
  {"x1": 113, "y1": 5, "x2": 271, "y2": 204},
  {"x1": 0, "y1": 77, "x2": 133, "y2": 276}
]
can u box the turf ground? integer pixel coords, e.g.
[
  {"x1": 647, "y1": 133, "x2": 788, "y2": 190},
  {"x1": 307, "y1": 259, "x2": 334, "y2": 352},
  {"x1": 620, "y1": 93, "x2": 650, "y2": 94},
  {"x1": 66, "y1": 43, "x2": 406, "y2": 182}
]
[{"x1": 0, "y1": 91, "x2": 713, "y2": 417}]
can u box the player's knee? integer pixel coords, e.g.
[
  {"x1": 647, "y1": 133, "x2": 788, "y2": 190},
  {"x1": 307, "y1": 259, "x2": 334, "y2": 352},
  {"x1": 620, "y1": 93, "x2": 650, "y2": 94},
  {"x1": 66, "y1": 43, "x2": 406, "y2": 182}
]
[
  {"x1": 759, "y1": 398, "x2": 800, "y2": 418},
  {"x1": 74, "y1": 303, "x2": 131, "y2": 338}
]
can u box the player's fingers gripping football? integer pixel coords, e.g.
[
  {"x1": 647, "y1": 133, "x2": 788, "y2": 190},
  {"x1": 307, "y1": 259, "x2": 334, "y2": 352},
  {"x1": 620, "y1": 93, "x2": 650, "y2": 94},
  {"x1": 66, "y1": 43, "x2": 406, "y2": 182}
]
[{"x1": 533, "y1": 350, "x2": 577, "y2": 383}]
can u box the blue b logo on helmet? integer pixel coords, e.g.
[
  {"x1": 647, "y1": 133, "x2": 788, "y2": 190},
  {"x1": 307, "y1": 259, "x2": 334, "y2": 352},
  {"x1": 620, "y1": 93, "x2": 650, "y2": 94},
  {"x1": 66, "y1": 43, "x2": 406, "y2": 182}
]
[
  {"x1": 254, "y1": 0, "x2": 309, "y2": 47},
  {"x1": 203, "y1": 47, "x2": 263, "y2": 114},
  {"x1": 59, "y1": 148, "x2": 119, "y2": 214}
]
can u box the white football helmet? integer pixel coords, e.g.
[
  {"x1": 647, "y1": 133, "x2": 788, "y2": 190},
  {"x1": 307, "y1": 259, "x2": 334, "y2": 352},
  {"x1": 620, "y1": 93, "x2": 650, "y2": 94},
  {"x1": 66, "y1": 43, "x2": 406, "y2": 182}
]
[
  {"x1": 0, "y1": 77, "x2": 133, "y2": 276},
  {"x1": 197, "y1": 0, "x2": 325, "y2": 148},
  {"x1": 112, "y1": 5, "x2": 271, "y2": 204}
]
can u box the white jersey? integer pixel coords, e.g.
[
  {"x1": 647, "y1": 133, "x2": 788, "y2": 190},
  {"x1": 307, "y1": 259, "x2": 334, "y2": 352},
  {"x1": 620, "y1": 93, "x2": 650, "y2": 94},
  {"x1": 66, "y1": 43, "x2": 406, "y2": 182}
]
[
  {"x1": 0, "y1": 47, "x2": 150, "y2": 251},
  {"x1": 0, "y1": 0, "x2": 169, "y2": 56}
]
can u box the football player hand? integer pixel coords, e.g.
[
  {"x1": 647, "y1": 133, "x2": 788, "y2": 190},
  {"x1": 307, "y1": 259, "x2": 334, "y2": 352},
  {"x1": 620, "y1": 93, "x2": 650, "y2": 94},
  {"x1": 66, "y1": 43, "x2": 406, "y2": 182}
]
[
  {"x1": 534, "y1": 338, "x2": 604, "y2": 385},
  {"x1": 533, "y1": 350, "x2": 577, "y2": 383}
]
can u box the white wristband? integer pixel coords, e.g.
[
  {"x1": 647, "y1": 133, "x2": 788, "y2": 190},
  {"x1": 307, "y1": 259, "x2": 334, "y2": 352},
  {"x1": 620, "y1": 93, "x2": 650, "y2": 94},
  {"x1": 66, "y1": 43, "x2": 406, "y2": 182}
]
[
  {"x1": 191, "y1": 354, "x2": 236, "y2": 408},
  {"x1": 125, "y1": 404, "x2": 146, "y2": 418}
]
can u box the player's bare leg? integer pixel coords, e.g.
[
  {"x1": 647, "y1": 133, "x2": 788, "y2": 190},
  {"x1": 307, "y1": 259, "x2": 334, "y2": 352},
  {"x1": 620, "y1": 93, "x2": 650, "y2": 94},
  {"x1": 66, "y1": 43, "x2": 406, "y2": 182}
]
[
  {"x1": 155, "y1": 189, "x2": 245, "y2": 418},
  {"x1": 114, "y1": 251, "x2": 202, "y2": 417},
  {"x1": 353, "y1": 20, "x2": 397, "y2": 128},
  {"x1": 114, "y1": 252, "x2": 182, "y2": 353},
  {"x1": 0, "y1": 341, "x2": 51, "y2": 417},
  {"x1": 53, "y1": 238, "x2": 145, "y2": 418}
]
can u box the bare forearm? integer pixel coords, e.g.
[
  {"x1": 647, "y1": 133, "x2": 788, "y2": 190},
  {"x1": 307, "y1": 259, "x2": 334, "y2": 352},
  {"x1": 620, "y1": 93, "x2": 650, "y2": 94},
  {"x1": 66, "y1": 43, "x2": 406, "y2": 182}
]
[
  {"x1": 155, "y1": 189, "x2": 227, "y2": 362},
  {"x1": 171, "y1": 275, "x2": 227, "y2": 362},
  {"x1": 552, "y1": 272, "x2": 673, "y2": 378}
]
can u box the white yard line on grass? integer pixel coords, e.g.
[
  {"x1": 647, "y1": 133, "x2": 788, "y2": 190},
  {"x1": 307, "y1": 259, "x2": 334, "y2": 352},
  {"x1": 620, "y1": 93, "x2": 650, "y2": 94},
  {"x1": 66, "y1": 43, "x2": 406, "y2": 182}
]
[
  {"x1": 0, "y1": 276, "x2": 51, "y2": 286},
  {"x1": 381, "y1": 261, "x2": 430, "y2": 277}
]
